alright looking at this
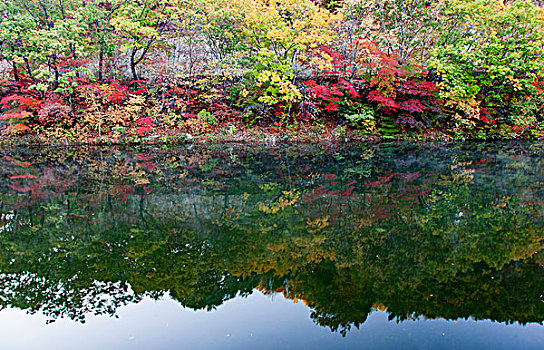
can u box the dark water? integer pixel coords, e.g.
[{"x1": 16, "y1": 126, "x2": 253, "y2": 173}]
[{"x1": 0, "y1": 142, "x2": 543, "y2": 349}]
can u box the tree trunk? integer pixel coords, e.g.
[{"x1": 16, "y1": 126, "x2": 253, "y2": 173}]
[
  {"x1": 130, "y1": 48, "x2": 139, "y2": 80},
  {"x1": 99, "y1": 47, "x2": 104, "y2": 82},
  {"x1": 12, "y1": 61, "x2": 19, "y2": 82}
]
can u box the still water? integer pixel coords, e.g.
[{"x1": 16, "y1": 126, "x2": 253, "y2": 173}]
[{"x1": 0, "y1": 142, "x2": 543, "y2": 349}]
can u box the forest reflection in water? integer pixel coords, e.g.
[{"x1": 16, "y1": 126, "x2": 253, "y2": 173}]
[{"x1": 0, "y1": 142, "x2": 543, "y2": 337}]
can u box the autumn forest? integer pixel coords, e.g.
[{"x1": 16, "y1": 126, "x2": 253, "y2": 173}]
[{"x1": 0, "y1": 0, "x2": 544, "y2": 143}]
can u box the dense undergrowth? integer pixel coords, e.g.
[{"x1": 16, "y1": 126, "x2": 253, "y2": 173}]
[{"x1": 1, "y1": 0, "x2": 544, "y2": 144}]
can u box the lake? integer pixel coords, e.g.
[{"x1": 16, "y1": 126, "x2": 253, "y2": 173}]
[{"x1": 0, "y1": 142, "x2": 543, "y2": 349}]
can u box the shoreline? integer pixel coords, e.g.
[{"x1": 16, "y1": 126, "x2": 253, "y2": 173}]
[{"x1": 0, "y1": 125, "x2": 536, "y2": 148}]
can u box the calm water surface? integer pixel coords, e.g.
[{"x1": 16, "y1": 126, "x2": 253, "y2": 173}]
[{"x1": 0, "y1": 142, "x2": 543, "y2": 349}]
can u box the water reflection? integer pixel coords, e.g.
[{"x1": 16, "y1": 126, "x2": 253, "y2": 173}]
[{"x1": 0, "y1": 142, "x2": 543, "y2": 335}]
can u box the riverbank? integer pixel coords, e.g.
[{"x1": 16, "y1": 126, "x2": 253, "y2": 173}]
[{"x1": 0, "y1": 121, "x2": 492, "y2": 147}]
